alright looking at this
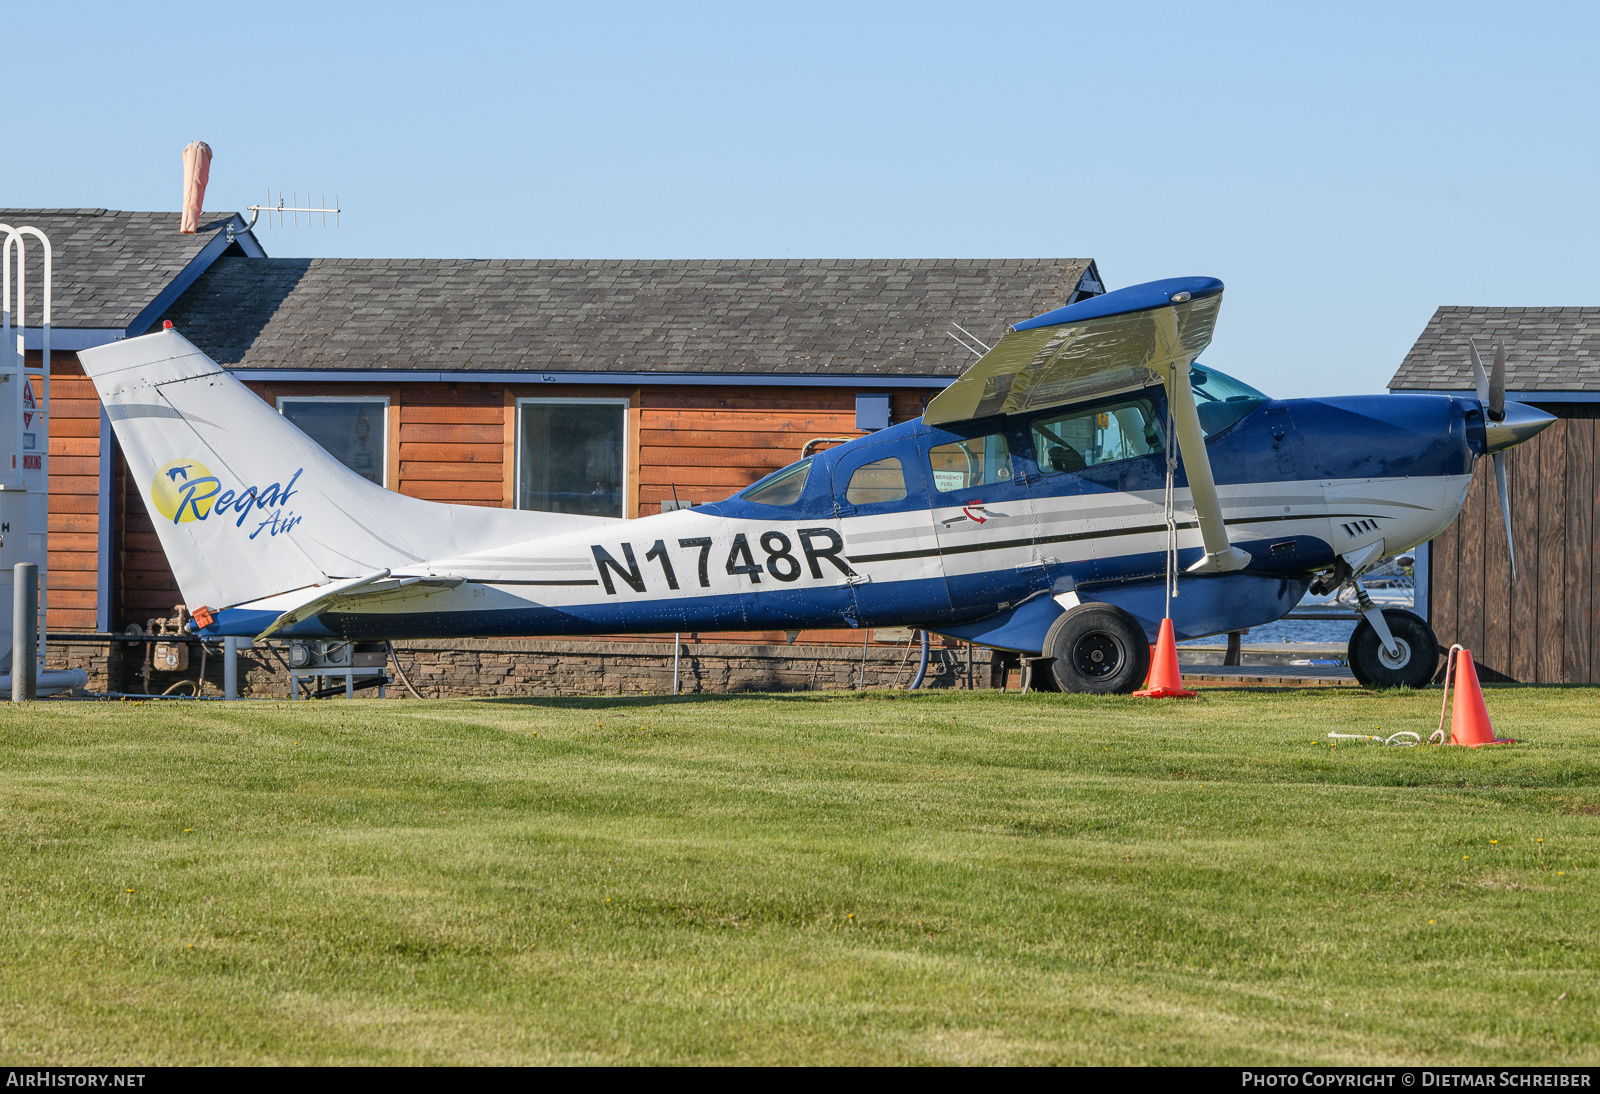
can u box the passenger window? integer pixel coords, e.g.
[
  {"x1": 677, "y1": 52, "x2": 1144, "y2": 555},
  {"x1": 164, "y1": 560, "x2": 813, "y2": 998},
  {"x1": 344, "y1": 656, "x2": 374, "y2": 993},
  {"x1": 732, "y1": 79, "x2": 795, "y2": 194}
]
[
  {"x1": 741, "y1": 458, "x2": 811, "y2": 507},
  {"x1": 929, "y1": 434, "x2": 1012, "y2": 493},
  {"x1": 1032, "y1": 399, "x2": 1163, "y2": 474},
  {"x1": 845, "y1": 457, "x2": 907, "y2": 505}
]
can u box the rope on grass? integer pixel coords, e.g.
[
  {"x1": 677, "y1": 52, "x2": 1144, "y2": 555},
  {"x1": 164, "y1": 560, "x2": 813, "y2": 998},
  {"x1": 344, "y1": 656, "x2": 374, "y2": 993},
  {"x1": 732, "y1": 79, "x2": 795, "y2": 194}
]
[
  {"x1": 1325, "y1": 644, "x2": 1466, "y2": 748},
  {"x1": 1327, "y1": 730, "x2": 1421, "y2": 747}
]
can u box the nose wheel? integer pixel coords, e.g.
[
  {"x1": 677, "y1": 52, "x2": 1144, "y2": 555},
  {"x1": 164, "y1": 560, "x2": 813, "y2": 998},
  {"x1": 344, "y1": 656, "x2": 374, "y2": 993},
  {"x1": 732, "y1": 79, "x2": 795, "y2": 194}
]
[{"x1": 1347, "y1": 608, "x2": 1438, "y2": 689}]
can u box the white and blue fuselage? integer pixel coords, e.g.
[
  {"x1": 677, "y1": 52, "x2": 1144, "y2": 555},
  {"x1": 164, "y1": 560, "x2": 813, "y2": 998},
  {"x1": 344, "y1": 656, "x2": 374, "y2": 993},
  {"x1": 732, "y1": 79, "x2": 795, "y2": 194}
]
[{"x1": 213, "y1": 388, "x2": 1480, "y2": 655}]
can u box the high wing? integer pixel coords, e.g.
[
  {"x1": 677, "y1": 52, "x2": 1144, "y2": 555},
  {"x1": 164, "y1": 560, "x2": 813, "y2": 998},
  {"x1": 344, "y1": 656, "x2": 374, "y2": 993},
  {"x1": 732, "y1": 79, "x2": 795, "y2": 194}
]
[{"x1": 926, "y1": 276, "x2": 1249, "y2": 574}]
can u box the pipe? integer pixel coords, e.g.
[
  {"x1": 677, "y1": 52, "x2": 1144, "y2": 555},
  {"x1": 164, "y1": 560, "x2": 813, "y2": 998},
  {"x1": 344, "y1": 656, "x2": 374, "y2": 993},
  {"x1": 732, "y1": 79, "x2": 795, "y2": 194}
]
[
  {"x1": 20, "y1": 228, "x2": 51, "y2": 675},
  {"x1": 12, "y1": 562, "x2": 36, "y2": 702},
  {"x1": 386, "y1": 641, "x2": 425, "y2": 699},
  {"x1": 1, "y1": 668, "x2": 87, "y2": 698},
  {"x1": 224, "y1": 635, "x2": 238, "y2": 699},
  {"x1": 908, "y1": 629, "x2": 931, "y2": 690}
]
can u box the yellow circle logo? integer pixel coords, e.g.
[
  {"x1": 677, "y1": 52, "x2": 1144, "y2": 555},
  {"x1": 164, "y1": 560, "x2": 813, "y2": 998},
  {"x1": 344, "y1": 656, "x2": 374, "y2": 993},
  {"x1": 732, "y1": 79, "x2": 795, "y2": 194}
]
[{"x1": 151, "y1": 458, "x2": 221, "y2": 524}]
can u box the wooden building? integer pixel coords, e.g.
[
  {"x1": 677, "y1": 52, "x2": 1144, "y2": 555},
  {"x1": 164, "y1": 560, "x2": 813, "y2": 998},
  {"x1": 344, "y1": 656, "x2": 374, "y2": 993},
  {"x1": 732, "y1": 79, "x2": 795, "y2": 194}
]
[
  {"x1": 7, "y1": 208, "x2": 1105, "y2": 656},
  {"x1": 1390, "y1": 307, "x2": 1600, "y2": 684}
]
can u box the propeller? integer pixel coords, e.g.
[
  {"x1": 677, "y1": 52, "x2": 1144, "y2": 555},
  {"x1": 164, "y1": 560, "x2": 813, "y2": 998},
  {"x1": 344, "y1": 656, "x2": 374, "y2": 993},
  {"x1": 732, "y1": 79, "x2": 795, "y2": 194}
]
[{"x1": 1468, "y1": 337, "x2": 1516, "y2": 580}]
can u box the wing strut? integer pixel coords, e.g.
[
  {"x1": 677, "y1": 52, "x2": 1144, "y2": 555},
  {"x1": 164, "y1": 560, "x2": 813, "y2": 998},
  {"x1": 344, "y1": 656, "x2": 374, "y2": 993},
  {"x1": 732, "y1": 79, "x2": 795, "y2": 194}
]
[{"x1": 1156, "y1": 306, "x2": 1249, "y2": 574}]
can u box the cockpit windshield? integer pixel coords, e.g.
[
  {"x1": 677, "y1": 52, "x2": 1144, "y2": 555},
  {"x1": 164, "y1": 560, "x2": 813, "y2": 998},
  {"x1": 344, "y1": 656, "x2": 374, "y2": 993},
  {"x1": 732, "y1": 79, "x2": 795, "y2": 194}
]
[
  {"x1": 1189, "y1": 363, "x2": 1268, "y2": 437},
  {"x1": 740, "y1": 458, "x2": 812, "y2": 507}
]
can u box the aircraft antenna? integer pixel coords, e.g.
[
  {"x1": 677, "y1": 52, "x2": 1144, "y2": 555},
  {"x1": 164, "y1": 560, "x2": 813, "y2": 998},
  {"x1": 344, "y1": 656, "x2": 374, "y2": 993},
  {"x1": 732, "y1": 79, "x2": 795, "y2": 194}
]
[
  {"x1": 950, "y1": 323, "x2": 992, "y2": 353},
  {"x1": 946, "y1": 332, "x2": 983, "y2": 357},
  {"x1": 946, "y1": 325, "x2": 992, "y2": 358}
]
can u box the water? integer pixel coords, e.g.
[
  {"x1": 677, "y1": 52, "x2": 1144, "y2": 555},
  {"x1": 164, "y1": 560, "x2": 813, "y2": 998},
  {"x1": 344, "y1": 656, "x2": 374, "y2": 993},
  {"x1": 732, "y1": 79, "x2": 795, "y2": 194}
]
[
  {"x1": 1177, "y1": 600, "x2": 1408, "y2": 649},
  {"x1": 1196, "y1": 616, "x2": 1359, "y2": 646},
  {"x1": 1168, "y1": 568, "x2": 1413, "y2": 651}
]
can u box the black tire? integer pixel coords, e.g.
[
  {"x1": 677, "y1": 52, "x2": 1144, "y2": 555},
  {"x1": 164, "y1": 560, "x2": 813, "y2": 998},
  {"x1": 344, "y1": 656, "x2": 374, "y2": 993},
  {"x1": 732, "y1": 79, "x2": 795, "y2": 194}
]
[
  {"x1": 1040, "y1": 603, "x2": 1152, "y2": 694},
  {"x1": 1347, "y1": 608, "x2": 1439, "y2": 690}
]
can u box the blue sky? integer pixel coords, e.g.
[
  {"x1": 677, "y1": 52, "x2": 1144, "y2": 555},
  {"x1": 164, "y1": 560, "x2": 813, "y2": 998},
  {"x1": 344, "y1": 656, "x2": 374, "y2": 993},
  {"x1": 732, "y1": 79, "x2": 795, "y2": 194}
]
[{"x1": 10, "y1": 2, "x2": 1598, "y2": 397}]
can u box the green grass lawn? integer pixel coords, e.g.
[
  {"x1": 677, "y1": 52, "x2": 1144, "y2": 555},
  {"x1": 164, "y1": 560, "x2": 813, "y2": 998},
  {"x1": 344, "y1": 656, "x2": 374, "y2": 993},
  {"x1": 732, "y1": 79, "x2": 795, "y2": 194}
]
[{"x1": 1, "y1": 686, "x2": 1597, "y2": 1065}]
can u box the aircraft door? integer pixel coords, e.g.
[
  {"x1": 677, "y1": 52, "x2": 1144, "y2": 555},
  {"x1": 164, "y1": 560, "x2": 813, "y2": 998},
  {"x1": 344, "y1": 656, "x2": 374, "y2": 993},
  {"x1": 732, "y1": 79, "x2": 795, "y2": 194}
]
[
  {"x1": 925, "y1": 424, "x2": 1034, "y2": 614},
  {"x1": 827, "y1": 439, "x2": 949, "y2": 627},
  {"x1": 1020, "y1": 393, "x2": 1170, "y2": 588}
]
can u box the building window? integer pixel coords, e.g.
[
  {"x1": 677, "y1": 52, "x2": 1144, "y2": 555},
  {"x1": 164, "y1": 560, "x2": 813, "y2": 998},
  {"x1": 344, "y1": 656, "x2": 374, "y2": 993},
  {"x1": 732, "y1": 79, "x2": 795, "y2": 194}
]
[
  {"x1": 517, "y1": 399, "x2": 627, "y2": 517},
  {"x1": 277, "y1": 397, "x2": 388, "y2": 485}
]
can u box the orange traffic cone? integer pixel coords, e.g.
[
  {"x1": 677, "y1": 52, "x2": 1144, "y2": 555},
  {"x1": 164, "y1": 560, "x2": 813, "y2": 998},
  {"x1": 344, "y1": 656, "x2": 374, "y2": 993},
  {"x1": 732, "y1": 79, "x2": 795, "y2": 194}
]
[
  {"x1": 1446, "y1": 648, "x2": 1513, "y2": 746},
  {"x1": 1134, "y1": 618, "x2": 1195, "y2": 698}
]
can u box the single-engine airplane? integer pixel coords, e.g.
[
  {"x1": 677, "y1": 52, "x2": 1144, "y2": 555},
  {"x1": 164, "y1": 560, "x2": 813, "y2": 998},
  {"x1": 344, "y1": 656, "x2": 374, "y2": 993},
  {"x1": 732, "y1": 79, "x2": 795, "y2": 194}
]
[{"x1": 78, "y1": 277, "x2": 1554, "y2": 692}]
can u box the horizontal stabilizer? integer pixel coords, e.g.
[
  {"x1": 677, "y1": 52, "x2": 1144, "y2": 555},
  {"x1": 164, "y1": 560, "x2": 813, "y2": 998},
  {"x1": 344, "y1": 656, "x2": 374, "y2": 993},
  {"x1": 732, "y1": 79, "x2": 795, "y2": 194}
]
[{"x1": 253, "y1": 570, "x2": 468, "y2": 640}]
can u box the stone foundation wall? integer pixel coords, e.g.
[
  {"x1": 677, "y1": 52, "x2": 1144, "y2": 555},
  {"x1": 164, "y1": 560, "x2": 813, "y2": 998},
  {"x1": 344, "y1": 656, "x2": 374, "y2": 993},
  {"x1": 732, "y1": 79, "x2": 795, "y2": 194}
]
[
  {"x1": 42, "y1": 636, "x2": 989, "y2": 699},
  {"x1": 43, "y1": 642, "x2": 120, "y2": 694},
  {"x1": 387, "y1": 638, "x2": 982, "y2": 698}
]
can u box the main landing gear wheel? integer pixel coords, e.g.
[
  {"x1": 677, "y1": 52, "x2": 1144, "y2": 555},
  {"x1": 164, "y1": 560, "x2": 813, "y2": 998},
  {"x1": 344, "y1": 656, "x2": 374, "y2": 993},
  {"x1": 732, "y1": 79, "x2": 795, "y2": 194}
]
[
  {"x1": 1040, "y1": 603, "x2": 1152, "y2": 695},
  {"x1": 1347, "y1": 608, "x2": 1439, "y2": 690}
]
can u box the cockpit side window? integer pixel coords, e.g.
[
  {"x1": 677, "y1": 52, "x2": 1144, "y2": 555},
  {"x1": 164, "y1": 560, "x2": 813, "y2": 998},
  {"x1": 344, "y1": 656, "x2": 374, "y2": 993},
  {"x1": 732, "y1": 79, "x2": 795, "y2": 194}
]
[
  {"x1": 1031, "y1": 398, "x2": 1163, "y2": 474},
  {"x1": 740, "y1": 458, "x2": 811, "y2": 507}
]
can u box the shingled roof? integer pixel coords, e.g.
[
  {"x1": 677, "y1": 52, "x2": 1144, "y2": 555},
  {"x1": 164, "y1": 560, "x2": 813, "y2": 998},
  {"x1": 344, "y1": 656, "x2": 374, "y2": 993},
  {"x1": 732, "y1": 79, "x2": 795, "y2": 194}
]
[
  {"x1": 1390, "y1": 307, "x2": 1600, "y2": 393},
  {"x1": 158, "y1": 256, "x2": 1101, "y2": 377},
  {"x1": 0, "y1": 209, "x2": 264, "y2": 336}
]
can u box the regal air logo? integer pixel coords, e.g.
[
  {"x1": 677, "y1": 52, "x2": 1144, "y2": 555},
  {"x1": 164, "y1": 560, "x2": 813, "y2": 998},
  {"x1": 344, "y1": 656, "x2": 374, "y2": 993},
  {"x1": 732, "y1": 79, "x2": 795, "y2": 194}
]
[{"x1": 150, "y1": 458, "x2": 305, "y2": 539}]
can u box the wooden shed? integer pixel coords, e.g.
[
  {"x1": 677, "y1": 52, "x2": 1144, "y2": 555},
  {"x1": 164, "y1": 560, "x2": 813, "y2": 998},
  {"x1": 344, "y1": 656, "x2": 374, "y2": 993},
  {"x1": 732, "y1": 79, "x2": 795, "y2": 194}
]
[{"x1": 1389, "y1": 307, "x2": 1600, "y2": 684}]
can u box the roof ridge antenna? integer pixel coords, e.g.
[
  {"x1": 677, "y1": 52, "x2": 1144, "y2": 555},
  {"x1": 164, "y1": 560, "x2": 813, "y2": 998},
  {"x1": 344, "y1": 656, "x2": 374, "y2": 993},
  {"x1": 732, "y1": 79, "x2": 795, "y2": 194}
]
[{"x1": 230, "y1": 190, "x2": 341, "y2": 240}]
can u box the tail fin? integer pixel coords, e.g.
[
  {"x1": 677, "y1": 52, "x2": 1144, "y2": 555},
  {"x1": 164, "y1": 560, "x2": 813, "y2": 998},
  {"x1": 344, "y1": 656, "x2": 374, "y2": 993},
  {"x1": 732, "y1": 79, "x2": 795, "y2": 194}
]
[{"x1": 80, "y1": 329, "x2": 614, "y2": 610}]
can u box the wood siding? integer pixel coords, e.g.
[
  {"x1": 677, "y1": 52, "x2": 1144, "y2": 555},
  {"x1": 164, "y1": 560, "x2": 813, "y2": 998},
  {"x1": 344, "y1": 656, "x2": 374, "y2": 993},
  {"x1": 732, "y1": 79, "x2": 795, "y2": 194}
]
[
  {"x1": 28, "y1": 352, "x2": 101, "y2": 632},
  {"x1": 1427, "y1": 407, "x2": 1600, "y2": 683}
]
